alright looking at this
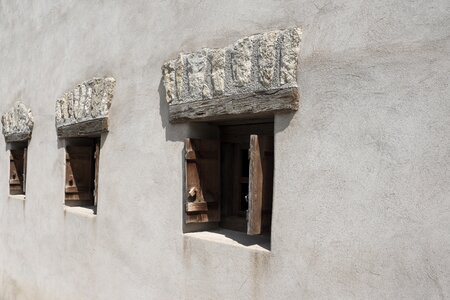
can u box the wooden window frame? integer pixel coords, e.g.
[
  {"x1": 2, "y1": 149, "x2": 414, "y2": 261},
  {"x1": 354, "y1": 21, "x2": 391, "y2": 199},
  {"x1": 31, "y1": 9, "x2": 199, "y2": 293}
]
[
  {"x1": 9, "y1": 141, "x2": 28, "y2": 196},
  {"x1": 64, "y1": 137, "x2": 100, "y2": 211},
  {"x1": 184, "y1": 119, "x2": 274, "y2": 237}
]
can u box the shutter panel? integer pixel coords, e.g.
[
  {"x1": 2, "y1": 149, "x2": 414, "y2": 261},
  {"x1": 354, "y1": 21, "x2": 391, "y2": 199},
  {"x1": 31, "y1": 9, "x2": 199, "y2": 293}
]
[
  {"x1": 94, "y1": 141, "x2": 100, "y2": 206},
  {"x1": 247, "y1": 135, "x2": 263, "y2": 235},
  {"x1": 184, "y1": 138, "x2": 220, "y2": 223},
  {"x1": 23, "y1": 147, "x2": 27, "y2": 194},
  {"x1": 65, "y1": 145, "x2": 94, "y2": 206},
  {"x1": 10, "y1": 149, "x2": 24, "y2": 195}
]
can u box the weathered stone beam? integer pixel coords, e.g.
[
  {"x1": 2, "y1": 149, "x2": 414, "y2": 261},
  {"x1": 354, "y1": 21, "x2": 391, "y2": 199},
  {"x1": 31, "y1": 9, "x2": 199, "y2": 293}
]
[
  {"x1": 57, "y1": 118, "x2": 108, "y2": 138},
  {"x1": 169, "y1": 87, "x2": 298, "y2": 123},
  {"x1": 55, "y1": 77, "x2": 115, "y2": 138},
  {"x1": 162, "y1": 27, "x2": 301, "y2": 122},
  {"x1": 1, "y1": 101, "x2": 34, "y2": 142}
]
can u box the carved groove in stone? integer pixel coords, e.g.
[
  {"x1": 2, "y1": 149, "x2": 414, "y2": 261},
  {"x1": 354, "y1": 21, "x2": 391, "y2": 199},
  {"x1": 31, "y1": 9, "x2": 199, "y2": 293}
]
[
  {"x1": 209, "y1": 49, "x2": 225, "y2": 96},
  {"x1": 280, "y1": 28, "x2": 302, "y2": 85},
  {"x1": 161, "y1": 27, "x2": 301, "y2": 122},
  {"x1": 231, "y1": 36, "x2": 254, "y2": 87},
  {"x1": 1, "y1": 101, "x2": 34, "y2": 142},
  {"x1": 55, "y1": 77, "x2": 115, "y2": 138},
  {"x1": 258, "y1": 31, "x2": 278, "y2": 87}
]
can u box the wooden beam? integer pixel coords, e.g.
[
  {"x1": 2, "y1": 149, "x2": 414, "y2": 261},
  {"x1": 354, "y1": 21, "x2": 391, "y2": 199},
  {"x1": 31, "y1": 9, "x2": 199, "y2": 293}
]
[
  {"x1": 169, "y1": 87, "x2": 298, "y2": 123},
  {"x1": 4, "y1": 133, "x2": 31, "y2": 143},
  {"x1": 57, "y1": 118, "x2": 108, "y2": 138}
]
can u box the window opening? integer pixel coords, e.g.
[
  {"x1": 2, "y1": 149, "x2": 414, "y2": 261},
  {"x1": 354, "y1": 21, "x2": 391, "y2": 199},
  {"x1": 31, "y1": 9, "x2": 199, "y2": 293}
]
[
  {"x1": 9, "y1": 142, "x2": 28, "y2": 196},
  {"x1": 184, "y1": 119, "x2": 274, "y2": 237},
  {"x1": 65, "y1": 138, "x2": 100, "y2": 211}
]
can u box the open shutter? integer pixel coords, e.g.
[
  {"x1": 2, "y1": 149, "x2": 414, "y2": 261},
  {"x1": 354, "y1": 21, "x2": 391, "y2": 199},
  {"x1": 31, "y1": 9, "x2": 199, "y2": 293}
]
[
  {"x1": 23, "y1": 147, "x2": 27, "y2": 194},
  {"x1": 247, "y1": 135, "x2": 263, "y2": 235},
  {"x1": 94, "y1": 141, "x2": 100, "y2": 206},
  {"x1": 65, "y1": 145, "x2": 95, "y2": 206},
  {"x1": 10, "y1": 149, "x2": 25, "y2": 195},
  {"x1": 184, "y1": 138, "x2": 220, "y2": 223}
]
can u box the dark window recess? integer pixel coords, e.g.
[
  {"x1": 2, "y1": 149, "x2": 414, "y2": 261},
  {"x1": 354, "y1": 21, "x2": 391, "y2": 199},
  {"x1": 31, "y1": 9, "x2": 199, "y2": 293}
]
[
  {"x1": 65, "y1": 138, "x2": 100, "y2": 210},
  {"x1": 184, "y1": 120, "x2": 274, "y2": 236},
  {"x1": 9, "y1": 142, "x2": 28, "y2": 196}
]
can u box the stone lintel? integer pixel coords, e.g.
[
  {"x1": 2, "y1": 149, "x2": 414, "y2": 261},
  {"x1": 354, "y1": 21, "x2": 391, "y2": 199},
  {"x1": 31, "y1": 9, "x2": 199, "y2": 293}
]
[
  {"x1": 162, "y1": 27, "x2": 301, "y2": 123},
  {"x1": 1, "y1": 101, "x2": 34, "y2": 143}
]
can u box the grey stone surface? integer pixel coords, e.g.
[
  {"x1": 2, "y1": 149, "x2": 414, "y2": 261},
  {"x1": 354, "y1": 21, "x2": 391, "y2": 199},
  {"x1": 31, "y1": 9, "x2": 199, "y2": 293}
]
[
  {"x1": 55, "y1": 77, "x2": 115, "y2": 129},
  {"x1": 209, "y1": 49, "x2": 225, "y2": 96},
  {"x1": 161, "y1": 27, "x2": 302, "y2": 105},
  {"x1": 1, "y1": 101, "x2": 34, "y2": 142}
]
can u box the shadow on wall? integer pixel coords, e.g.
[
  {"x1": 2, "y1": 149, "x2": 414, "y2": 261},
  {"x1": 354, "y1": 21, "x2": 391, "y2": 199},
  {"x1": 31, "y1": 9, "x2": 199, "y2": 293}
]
[{"x1": 158, "y1": 78, "x2": 219, "y2": 142}]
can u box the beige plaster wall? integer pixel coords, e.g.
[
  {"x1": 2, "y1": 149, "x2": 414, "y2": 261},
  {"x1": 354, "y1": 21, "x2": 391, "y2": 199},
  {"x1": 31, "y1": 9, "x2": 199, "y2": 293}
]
[{"x1": 0, "y1": 1, "x2": 449, "y2": 299}]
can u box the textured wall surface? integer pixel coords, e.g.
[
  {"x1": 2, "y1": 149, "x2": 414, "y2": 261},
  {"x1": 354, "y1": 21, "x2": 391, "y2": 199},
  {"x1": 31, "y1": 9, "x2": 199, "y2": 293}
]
[{"x1": 0, "y1": 1, "x2": 449, "y2": 299}]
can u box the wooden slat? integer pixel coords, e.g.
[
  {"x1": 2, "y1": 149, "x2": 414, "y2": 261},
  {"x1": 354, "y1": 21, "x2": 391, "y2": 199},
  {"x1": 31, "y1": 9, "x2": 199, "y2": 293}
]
[
  {"x1": 23, "y1": 147, "x2": 27, "y2": 194},
  {"x1": 247, "y1": 135, "x2": 263, "y2": 235},
  {"x1": 94, "y1": 140, "x2": 100, "y2": 206}
]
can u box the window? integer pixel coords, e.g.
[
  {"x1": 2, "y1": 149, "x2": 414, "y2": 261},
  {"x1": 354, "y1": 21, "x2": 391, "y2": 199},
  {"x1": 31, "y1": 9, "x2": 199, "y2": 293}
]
[
  {"x1": 65, "y1": 138, "x2": 100, "y2": 211},
  {"x1": 9, "y1": 142, "x2": 28, "y2": 196},
  {"x1": 184, "y1": 119, "x2": 274, "y2": 237}
]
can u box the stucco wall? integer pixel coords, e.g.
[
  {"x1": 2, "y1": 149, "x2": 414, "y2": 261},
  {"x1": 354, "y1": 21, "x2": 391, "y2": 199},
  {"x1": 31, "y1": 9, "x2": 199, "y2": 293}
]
[{"x1": 0, "y1": 1, "x2": 449, "y2": 299}]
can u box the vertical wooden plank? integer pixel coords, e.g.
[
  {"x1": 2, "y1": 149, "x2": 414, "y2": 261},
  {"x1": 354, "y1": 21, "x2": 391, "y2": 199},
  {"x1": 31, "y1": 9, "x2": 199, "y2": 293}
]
[
  {"x1": 185, "y1": 138, "x2": 207, "y2": 213},
  {"x1": 23, "y1": 147, "x2": 27, "y2": 194},
  {"x1": 247, "y1": 134, "x2": 263, "y2": 235},
  {"x1": 94, "y1": 140, "x2": 100, "y2": 206}
]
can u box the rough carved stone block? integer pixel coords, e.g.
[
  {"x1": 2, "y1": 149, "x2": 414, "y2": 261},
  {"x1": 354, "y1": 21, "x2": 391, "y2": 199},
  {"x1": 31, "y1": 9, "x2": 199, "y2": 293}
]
[
  {"x1": 1, "y1": 101, "x2": 34, "y2": 142},
  {"x1": 55, "y1": 77, "x2": 115, "y2": 138},
  {"x1": 161, "y1": 27, "x2": 301, "y2": 122}
]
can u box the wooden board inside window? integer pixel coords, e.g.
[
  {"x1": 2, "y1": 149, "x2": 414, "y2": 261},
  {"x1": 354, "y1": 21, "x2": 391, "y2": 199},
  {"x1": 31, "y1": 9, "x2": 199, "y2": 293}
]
[
  {"x1": 219, "y1": 122, "x2": 274, "y2": 235},
  {"x1": 65, "y1": 138, "x2": 100, "y2": 208},
  {"x1": 10, "y1": 148, "x2": 26, "y2": 195}
]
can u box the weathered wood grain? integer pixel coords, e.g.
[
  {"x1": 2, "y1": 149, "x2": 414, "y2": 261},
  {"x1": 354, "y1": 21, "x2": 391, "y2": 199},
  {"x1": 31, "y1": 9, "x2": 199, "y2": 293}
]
[
  {"x1": 169, "y1": 87, "x2": 298, "y2": 123},
  {"x1": 57, "y1": 118, "x2": 108, "y2": 138},
  {"x1": 5, "y1": 133, "x2": 32, "y2": 143},
  {"x1": 247, "y1": 134, "x2": 263, "y2": 235}
]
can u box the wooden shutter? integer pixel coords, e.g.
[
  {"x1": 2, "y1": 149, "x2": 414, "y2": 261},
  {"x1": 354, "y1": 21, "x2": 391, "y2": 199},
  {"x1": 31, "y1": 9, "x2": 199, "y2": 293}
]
[
  {"x1": 23, "y1": 147, "x2": 27, "y2": 194},
  {"x1": 184, "y1": 138, "x2": 220, "y2": 223},
  {"x1": 9, "y1": 149, "x2": 25, "y2": 195},
  {"x1": 247, "y1": 134, "x2": 274, "y2": 235},
  {"x1": 65, "y1": 145, "x2": 95, "y2": 206},
  {"x1": 94, "y1": 141, "x2": 100, "y2": 206}
]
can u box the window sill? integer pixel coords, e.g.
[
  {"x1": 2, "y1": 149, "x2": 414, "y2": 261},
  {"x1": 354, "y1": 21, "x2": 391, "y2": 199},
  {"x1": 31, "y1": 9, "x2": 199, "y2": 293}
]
[
  {"x1": 64, "y1": 205, "x2": 96, "y2": 218},
  {"x1": 8, "y1": 194, "x2": 26, "y2": 201},
  {"x1": 184, "y1": 228, "x2": 270, "y2": 252}
]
